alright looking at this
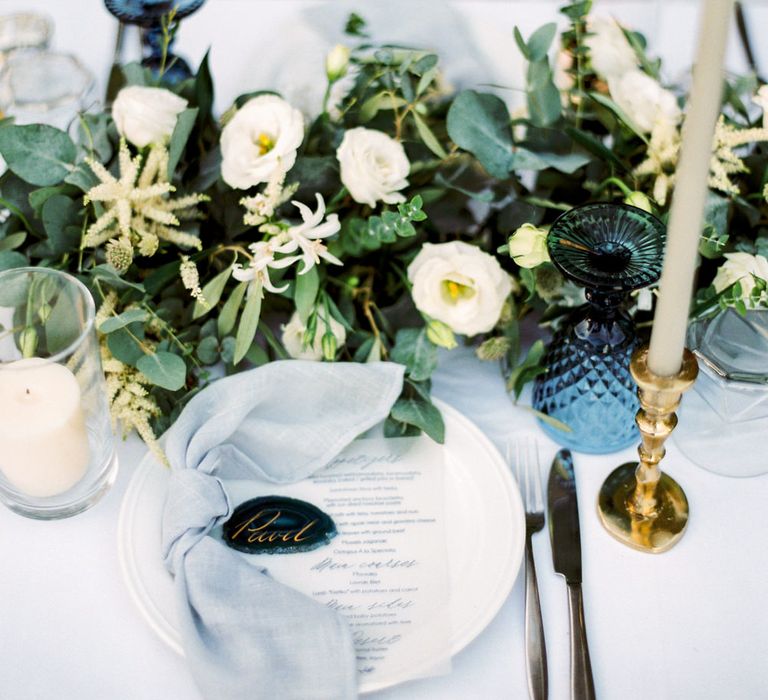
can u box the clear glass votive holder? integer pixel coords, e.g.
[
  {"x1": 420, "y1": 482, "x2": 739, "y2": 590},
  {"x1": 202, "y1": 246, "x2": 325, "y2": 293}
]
[
  {"x1": 0, "y1": 268, "x2": 117, "y2": 519},
  {"x1": 674, "y1": 308, "x2": 768, "y2": 478},
  {"x1": 0, "y1": 12, "x2": 52, "y2": 58},
  {"x1": 0, "y1": 50, "x2": 95, "y2": 131}
]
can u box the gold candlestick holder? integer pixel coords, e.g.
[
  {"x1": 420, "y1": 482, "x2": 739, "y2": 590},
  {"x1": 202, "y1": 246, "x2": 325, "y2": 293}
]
[{"x1": 597, "y1": 345, "x2": 698, "y2": 553}]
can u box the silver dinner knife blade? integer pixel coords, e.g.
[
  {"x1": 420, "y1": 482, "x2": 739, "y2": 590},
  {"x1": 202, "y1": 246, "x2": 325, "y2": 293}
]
[{"x1": 548, "y1": 449, "x2": 596, "y2": 700}]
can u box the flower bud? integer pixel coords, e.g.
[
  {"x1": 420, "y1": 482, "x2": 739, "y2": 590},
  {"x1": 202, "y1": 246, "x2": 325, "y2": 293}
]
[
  {"x1": 37, "y1": 303, "x2": 52, "y2": 324},
  {"x1": 19, "y1": 327, "x2": 37, "y2": 358},
  {"x1": 426, "y1": 319, "x2": 457, "y2": 349},
  {"x1": 326, "y1": 44, "x2": 350, "y2": 82},
  {"x1": 321, "y1": 331, "x2": 337, "y2": 360},
  {"x1": 506, "y1": 223, "x2": 549, "y2": 268},
  {"x1": 624, "y1": 191, "x2": 652, "y2": 213}
]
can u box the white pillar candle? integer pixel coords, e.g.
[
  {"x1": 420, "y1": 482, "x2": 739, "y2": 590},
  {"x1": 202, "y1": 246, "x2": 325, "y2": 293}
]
[
  {"x1": 0, "y1": 358, "x2": 90, "y2": 497},
  {"x1": 646, "y1": 0, "x2": 735, "y2": 377}
]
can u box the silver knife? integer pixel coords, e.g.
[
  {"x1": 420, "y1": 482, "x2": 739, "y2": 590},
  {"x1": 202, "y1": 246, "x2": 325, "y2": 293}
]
[{"x1": 548, "y1": 449, "x2": 596, "y2": 700}]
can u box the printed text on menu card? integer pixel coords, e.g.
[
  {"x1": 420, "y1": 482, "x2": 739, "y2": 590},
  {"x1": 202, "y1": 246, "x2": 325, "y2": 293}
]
[{"x1": 240, "y1": 436, "x2": 452, "y2": 686}]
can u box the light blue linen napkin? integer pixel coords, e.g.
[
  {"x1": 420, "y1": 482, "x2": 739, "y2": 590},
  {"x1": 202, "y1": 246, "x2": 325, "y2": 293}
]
[{"x1": 161, "y1": 360, "x2": 405, "y2": 700}]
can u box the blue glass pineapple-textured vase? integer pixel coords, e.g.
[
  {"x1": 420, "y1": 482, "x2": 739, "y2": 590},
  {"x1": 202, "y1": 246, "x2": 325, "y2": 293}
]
[{"x1": 532, "y1": 203, "x2": 665, "y2": 453}]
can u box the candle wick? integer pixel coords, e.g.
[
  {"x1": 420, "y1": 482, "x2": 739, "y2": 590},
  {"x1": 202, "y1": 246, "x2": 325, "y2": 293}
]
[{"x1": 25, "y1": 388, "x2": 30, "y2": 395}]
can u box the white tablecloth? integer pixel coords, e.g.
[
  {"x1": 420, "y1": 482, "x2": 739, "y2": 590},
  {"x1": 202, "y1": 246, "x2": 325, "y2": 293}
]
[
  {"x1": 1, "y1": 347, "x2": 767, "y2": 700},
  {"x1": 2, "y1": 2, "x2": 768, "y2": 697}
]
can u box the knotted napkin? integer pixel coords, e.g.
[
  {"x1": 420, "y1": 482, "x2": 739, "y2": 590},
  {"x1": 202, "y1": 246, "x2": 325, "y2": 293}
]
[{"x1": 161, "y1": 360, "x2": 405, "y2": 700}]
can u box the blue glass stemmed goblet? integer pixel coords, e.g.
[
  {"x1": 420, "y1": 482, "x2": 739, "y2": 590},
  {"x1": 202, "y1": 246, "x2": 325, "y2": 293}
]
[
  {"x1": 532, "y1": 203, "x2": 666, "y2": 453},
  {"x1": 104, "y1": 0, "x2": 206, "y2": 84}
]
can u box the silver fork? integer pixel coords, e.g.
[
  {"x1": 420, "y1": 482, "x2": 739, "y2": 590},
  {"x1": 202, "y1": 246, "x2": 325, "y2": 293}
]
[{"x1": 509, "y1": 439, "x2": 548, "y2": 700}]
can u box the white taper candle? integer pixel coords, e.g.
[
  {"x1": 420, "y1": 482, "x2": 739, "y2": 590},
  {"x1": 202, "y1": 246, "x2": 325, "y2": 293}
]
[{"x1": 646, "y1": 0, "x2": 735, "y2": 376}]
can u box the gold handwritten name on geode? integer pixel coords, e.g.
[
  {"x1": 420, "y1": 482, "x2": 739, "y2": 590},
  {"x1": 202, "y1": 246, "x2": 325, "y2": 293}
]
[{"x1": 230, "y1": 509, "x2": 318, "y2": 544}]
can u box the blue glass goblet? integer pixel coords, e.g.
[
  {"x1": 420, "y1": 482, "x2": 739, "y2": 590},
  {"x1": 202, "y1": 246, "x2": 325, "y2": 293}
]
[
  {"x1": 532, "y1": 203, "x2": 665, "y2": 453},
  {"x1": 104, "y1": 0, "x2": 206, "y2": 84}
]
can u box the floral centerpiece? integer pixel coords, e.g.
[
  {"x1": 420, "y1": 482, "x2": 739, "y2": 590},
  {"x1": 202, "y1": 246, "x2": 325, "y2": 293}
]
[
  {"x1": 0, "y1": 3, "x2": 766, "y2": 455},
  {"x1": 0, "y1": 13, "x2": 516, "y2": 456}
]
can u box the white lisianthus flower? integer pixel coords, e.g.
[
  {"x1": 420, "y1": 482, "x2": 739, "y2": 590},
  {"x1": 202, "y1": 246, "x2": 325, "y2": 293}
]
[
  {"x1": 221, "y1": 95, "x2": 305, "y2": 190},
  {"x1": 407, "y1": 241, "x2": 512, "y2": 337},
  {"x1": 712, "y1": 252, "x2": 768, "y2": 304},
  {"x1": 608, "y1": 70, "x2": 681, "y2": 134},
  {"x1": 112, "y1": 85, "x2": 188, "y2": 148},
  {"x1": 585, "y1": 16, "x2": 638, "y2": 80},
  {"x1": 337, "y1": 127, "x2": 410, "y2": 207},
  {"x1": 281, "y1": 310, "x2": 347, "y2": 360},
  {"x1": 753, "y1": 85, "x2": 768, "y2": 128},
  {"x1": 506, "y1": 223, "x2": 550, "y2": 268}
]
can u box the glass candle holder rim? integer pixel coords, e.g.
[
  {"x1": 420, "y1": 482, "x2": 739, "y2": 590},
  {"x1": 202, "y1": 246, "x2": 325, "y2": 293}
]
[
  {"x1": 0, "y1": 266, "x2": 95, "y2": 367},
  {"x1": 0, "y1": 12, "x2": 53, "y2": 51},
  {"x1": 0, "y1": 50, "x2": 95, "y2": 111},
  {"x1": 689, "y1": 308, "x2": 768, "y2": 386},
  {"x1": 546, "y1": 201, "x2": 666, "y2": 292}
]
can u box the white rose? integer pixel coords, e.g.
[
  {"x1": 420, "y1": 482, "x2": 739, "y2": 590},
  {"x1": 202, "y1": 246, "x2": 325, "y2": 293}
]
[
  {"x1": 506, "y1": 223, "x2": 550, "y2": 268},
  {"x1": 337, "y1": 127, "x2": 409, "y2": 207},
  {"x1": 112, "y1": 85, "x2": 188, "y2": 148},
  {"x1": 608, "y1": 70, "x2": 681, "y2": 134},
  {"x1": 281, "y1": 310, "x2": 347, "y2": 361},
  {"x1": 753, "y1": 85, "x2": 768, "y2": 128},
  {"x1": 221, "y1": 95, "x2": 305, "y2": 190},
  {"x1": 585, "y1": 16, "x2": 638, "y2": 80},
  {"x1": 712, "y1": 252, "x2": 768, "y2": 304},
  {"x1": 407, "y1": 241, "x2": 512, "y2": 337}
]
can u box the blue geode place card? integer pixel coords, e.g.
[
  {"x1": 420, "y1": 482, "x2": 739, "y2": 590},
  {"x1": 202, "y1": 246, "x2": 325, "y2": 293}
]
[{"x1": 223, "y1": 496, "x2": 337, "y2": 554}]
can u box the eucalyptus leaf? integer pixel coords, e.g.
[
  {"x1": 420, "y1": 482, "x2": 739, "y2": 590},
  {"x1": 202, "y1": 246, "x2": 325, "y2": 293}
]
[
  {"x1": 106, "y1": 326, "x2": 145, "y2": 365},
  {"x1": 234, "y1": 283, "x2": 263, "y2": 365},
  {"x1": 588, "y1": 92, "x2": 649, "y2": 144},
  {"x1": 447, "y1": 90, "x2": 514, "y2": 178},
  {"x1": 0, "y1": 251, "x2": 27, "y2": 271},
  {"x1": 89, "y1": 264, "x2": 146, "y2": 292},
  {"x1": 390, "y1": 397, "x2": 445, "y2": 443},
  {"x1": 218, "y1": 280, "x2": 248, "y2": 337},
  {"x1": 412, "y1": 111, "x2": 447, "y2": 159},
  {"x1": 0, "y1": 125, "x2": 77, "y2": 186},
  {"x1": 137, "y1": 351, "x2": 187, "y2": 391},
  {"x1": 0, "y1": 232, "x2": 25, "y2": 252},
  {"x1": 510, "y1": 148, "x2": 590, "y2": 174},
  {"x1": 294, "y1": 265, "x2": 319, "y2": 324},
  {"x1": 196, "y1": 335, "x2": 220, "y2": 365},
  {"x1": 390, "y1": 327, "x2": 437, "y2": 382},
  {"x1": 41, "y1": 194, "x2": 81, "y2": 255},
  {"x1": 99, "y1": 309, "x2": 149, "y2": 334},
  {"x1": 526, "y1": 23, "x2": 558, "y2": 62},
  {"x1": 193, "y1": 264, "x2": 231, "y2": 319},
  {"x1": 167, "y1": 108, "x2": 199, "y2": 179}
]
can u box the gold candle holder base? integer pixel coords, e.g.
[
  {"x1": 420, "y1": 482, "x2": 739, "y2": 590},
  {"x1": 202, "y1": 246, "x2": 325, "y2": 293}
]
[{"x1": 597, "y1": 346, "x2": 698, "y2": 554}]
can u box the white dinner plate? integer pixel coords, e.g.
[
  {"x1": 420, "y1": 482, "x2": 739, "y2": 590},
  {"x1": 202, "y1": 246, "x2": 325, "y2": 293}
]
[{"x1": 117, "y1": 397, "x2": 525, "y2": 694}]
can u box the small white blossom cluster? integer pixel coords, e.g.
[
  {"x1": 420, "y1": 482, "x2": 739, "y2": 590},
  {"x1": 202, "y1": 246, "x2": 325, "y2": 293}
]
[{"x1": 232, "y1": 193, "x2": 342, "y2": 294}]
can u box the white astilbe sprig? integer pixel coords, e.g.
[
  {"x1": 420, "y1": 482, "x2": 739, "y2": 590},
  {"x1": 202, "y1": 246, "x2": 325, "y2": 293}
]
[
  {"x1": 83, "y1": 140, "x2": 209, "y2": 266},
  {"x1": 709, "y1": 116, "x2": 768, "y2": 195},
  {"x1": 95, "y1": 292, "x2": 165, "y2": 464},
  {"x1": 240, "y1": 166, "x2": 298, "y2": 227},
  {"x1": 180, "y1": 255, "x2": 206, "y2": 304},
  {"x1": 633, "y1": 119, "x2": 680, "y2": 206}
]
